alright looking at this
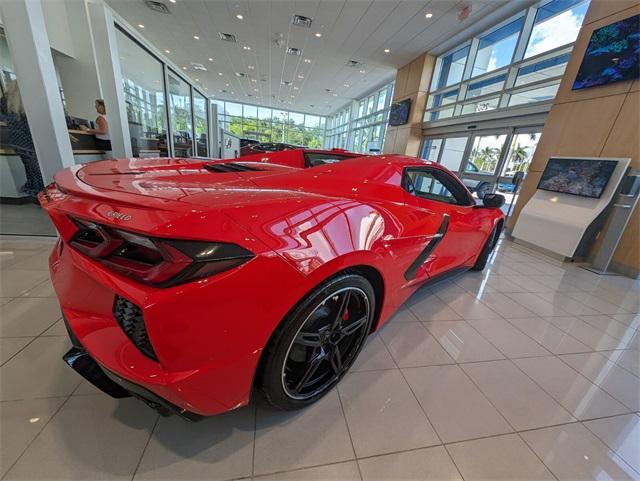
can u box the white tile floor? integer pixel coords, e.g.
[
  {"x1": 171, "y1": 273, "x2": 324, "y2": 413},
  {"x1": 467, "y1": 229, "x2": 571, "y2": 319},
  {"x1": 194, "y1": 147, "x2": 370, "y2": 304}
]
[{"x1": 1, "y1": 235, "x2": 639, "y2": 481}]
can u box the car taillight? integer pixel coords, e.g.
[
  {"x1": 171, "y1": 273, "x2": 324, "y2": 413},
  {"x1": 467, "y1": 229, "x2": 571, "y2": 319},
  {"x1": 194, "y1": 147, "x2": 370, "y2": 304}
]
[{"x1": 68, "y1": 216, "x2": 254, "y2": 287}]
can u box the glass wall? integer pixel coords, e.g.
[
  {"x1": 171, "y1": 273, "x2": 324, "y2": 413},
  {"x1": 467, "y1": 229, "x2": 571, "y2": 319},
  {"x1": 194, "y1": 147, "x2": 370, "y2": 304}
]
[
  {"x1": 115, "y1": 28, "x2": 169, "y2": 157},
  {"x1": 425, "y1": 0, "x2": 589, "y2": 123},
  {"x1": 213, "y1": 99, "x2": 325, "y2": 147},
  {"x1": 167, "y1": 71, "x2": 193, "y2": 157},
  {"x1": 193, "y1": 91, "x2": 208, "y2": 157},
  {"x1": 325, "y1": 82, "x2": 394, "y2": 153}
]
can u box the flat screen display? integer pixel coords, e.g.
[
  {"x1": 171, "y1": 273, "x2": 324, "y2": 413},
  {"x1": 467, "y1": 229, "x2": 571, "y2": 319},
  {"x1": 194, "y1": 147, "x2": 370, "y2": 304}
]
[
  {"x1": 572, "y1": 14, "x2": 640, "y2": 90},
  {"x1": 389, "y1": 99, "x2": 411, "y2": 126},
  {"x1": 537, "y1": 158, "x2": 617, "y2": 198}
]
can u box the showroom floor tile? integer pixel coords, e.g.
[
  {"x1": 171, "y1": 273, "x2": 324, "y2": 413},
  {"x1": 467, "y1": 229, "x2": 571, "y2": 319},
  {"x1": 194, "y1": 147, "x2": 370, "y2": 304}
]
[{"x1": 1, "y1": 235, "x2": 639, "y2": 481}]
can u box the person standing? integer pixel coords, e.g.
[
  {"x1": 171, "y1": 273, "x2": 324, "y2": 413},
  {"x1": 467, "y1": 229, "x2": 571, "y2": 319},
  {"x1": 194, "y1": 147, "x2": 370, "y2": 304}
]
[
  {"x1": 1, "y1": 80, "x2": 44, "y2": 199},
  {"x1": 81, "y1": 99, "x2": 111, "y2": 152}
]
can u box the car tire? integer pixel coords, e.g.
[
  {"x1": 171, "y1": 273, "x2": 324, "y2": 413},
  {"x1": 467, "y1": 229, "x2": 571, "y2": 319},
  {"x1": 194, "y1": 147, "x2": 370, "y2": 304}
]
[
  {"x1": 256, "y1": 273, "x2": 375, "y2": 410},
  {"x1": 471, "y1": 225, "x2": 499, "y2": 271}
]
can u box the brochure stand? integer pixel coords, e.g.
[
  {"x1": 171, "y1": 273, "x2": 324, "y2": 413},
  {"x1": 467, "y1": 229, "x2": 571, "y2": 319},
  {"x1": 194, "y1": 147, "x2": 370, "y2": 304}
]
[
  {"x1": 512, "y1": 157, "x2": 630, "y2": 259},
  {"x1": 582, "y1": 170, "x2": 640, "y2": 275}
]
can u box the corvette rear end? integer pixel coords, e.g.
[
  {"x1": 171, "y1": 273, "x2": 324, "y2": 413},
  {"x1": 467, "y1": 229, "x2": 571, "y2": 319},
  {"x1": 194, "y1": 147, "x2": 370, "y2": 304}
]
[{"x1": 40, "y1": 159, "x2": 316, "y2": 417}]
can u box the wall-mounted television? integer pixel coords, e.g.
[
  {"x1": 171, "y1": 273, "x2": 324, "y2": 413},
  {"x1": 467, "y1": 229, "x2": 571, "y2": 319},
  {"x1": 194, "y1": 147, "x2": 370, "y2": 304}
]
[
  {"x1": 537, "y1": 157, "x2": 618, "y2": 199},
  {"x1": 389, "y1": 99, "x2": 411, "y2": 126},
  {"x1": 572, "y1": 13, "x2": 640, "y2": 90}
]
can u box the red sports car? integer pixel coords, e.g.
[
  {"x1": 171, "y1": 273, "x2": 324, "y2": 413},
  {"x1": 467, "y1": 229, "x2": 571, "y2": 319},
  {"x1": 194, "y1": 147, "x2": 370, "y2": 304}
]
[{"x1": 40, "y1": 154, "x2": 504, "y2": 419}]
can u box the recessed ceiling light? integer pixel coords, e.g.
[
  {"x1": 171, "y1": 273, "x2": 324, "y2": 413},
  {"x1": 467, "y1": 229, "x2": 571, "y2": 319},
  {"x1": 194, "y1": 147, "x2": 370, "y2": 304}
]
[
  {"x1": 343, "y1": 83, "x2": 350, "y2": 87},
  {"x1": 218, "y1": 72, "x2": 223, "y2": 76},
  {"x1": 304, "y1": 58, "x2": 312, "y2": 63},
  {"x1": 138, "y1": 24, "x2": 145, "y2": 29},
  {"x1": 182, "y1": 66, "x2": 187, "y2": 70},
  {"x1": 291, "y1": 95, "x2": 295, "y2": 98},
  {"x1": 384, "y1": 48, "x2": 390, "y2": 53},
  {"x1": 235, "y1": 13, "x2": 244, "y2": 20},
  {"x1": 193, "y1": 35, "x2": 200, "y2": 40},
  {"x1": 208, "y1": 57, "x2": 214, "y2": 62},
  {"x1": 359, "y1": 69, "x2": 366, "y2": 74},
  {"x1": 332, "y1": 93, "x2": 338, "y2": 96},
  {"x1": 297, "y1": 74, "x2": 304, "y2": 79},
  {"x1": 251, "y1": 78, "x2": 257, "y2": 83},
  {"x1": 254, "y1": 88, "x2": 259, "y2": 92},
  {"x1": 165, "y1": 49, "x2": 170, "y2": 54},
  {"x1": 425, "y1": 12, "x2": 433, "y2": 18},
  {"x1": 205, "y1": 87, "x2": 208, "y2": 90},
  {"x1": 242, "y1": 45, "x2": 251, "y2": 50},
  {"x1": 248, "y1": 65, "x2": 255, "y2": 70},
  {"x1": 314, "y1": 32, "x2": 322, "y2": 38},
  {"x1": 169, "y1": 0, "x2": 176, "y2": 3},
  {"x1": 231, "y1": 91, "x2": 235, "y2": 95}
]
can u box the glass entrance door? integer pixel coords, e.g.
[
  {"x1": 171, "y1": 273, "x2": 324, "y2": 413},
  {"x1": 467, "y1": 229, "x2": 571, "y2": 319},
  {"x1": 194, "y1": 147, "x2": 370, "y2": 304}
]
[{"x1": 421, "y1": 127, "x2": 542, "y2": 216}]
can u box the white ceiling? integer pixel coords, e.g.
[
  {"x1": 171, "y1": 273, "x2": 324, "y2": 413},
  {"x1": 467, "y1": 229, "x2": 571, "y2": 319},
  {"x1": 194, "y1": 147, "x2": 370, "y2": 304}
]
[{"x1": 106, "y1": 0, "x2": 537, "y2": 115}]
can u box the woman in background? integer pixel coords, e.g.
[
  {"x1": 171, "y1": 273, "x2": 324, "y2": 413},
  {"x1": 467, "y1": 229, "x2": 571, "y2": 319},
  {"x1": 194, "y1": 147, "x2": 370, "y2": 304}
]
[
  {"x1": 1, "y1": 80, "x2": 44, "y2": 199},
  {"x1": 80, "y1": 99, "x2": 111, "y2": 152}
]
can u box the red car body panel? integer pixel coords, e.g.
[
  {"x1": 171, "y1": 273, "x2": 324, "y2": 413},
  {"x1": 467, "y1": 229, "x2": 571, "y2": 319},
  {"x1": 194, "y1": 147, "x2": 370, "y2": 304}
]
[
  {"x1": 238, "y1": 148, "x2": 361, "y2": 168},
  {"x1": 40, "y1": 154, "x2": 503, "y2": 416}
]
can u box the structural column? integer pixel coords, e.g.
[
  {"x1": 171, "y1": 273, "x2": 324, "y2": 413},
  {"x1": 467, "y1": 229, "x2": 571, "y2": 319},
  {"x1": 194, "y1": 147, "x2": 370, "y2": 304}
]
[
  {"x1": 87, "y1": 1, "x2": 132, "y2": 158},
  {"x1": 0, "y1": 0, "x2": 75, "y2": 182},
  {"x1": 383, "y1": 53, "x2": 436, "y2": 156}
]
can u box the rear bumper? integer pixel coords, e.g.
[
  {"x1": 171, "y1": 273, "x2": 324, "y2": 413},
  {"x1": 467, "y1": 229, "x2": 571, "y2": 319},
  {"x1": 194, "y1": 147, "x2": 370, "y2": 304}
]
[{"x1": 62, "y1": 329, "x2": 203, "y2": 421}]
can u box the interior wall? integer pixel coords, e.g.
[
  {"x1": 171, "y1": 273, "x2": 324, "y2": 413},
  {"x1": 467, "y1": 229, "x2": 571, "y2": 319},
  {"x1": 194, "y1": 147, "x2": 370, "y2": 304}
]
[
  {"x1": 53, "y1": 0, "x2": 102, "y2": 121},
  {"x1": 509, "y1": 0, "x2": 640, "y2": 275},
  {"x1": 383, "y1": 53, "x2": 435, "y2": 156}
]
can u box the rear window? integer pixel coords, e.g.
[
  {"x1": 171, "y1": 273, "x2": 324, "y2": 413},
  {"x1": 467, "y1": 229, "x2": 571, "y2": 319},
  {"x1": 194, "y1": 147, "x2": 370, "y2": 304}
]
[{"x1": 305, "y1": 153, "x2": 356, "y2": 167}]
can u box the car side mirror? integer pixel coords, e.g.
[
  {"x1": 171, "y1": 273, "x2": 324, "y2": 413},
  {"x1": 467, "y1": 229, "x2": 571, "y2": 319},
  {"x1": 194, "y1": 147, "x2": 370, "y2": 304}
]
[{"x1": 482, "y1": 193, "x2": 505, "y2": 208}]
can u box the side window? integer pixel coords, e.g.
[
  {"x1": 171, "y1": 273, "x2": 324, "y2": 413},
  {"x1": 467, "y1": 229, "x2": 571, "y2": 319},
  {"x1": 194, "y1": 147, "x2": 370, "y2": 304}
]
[{"x1": 404, "y1": 168, "x2": 473, "y2": 206}]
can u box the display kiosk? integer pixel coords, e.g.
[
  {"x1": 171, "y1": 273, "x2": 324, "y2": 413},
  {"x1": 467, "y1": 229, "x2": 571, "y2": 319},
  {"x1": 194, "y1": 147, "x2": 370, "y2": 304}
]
[{"x1": 512, "y1": 157, "x2": 630, "y2": 259}]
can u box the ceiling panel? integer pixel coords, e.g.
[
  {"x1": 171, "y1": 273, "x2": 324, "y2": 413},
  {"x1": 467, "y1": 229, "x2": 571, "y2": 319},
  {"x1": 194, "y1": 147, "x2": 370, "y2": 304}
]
[{"x1": 106, "y1": 0, "x2": 537, "y2": 115}]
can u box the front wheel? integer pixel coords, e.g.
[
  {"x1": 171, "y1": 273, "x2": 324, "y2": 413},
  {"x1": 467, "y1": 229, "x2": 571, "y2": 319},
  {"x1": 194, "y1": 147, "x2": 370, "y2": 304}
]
[
  {"x1": 471, "y1": 225, "x2": 499, "y2": 271},
  {"x1": 257, "y1": 273, "x2": 375, "y2": 410}
]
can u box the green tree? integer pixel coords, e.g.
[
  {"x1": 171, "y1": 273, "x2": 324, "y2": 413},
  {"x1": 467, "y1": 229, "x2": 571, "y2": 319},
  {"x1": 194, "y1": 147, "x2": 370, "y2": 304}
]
[{"x1": 509, "y1": 144, "x2": 530, "y2": 173}]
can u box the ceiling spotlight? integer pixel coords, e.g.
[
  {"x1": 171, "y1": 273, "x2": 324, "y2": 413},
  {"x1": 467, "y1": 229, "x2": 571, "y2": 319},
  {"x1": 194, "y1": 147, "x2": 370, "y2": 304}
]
[
  {"x1": 251, "y1": 78, "x2": 257, "y2": 83},
  {"x1": 304, "y1": 58, "x2": 312, "y2": 63},
  {"x1": 235, "y1": 13, "x2": 244, "y2": 20},
  {"x1": 138, "y1": 24, "x2": 145, "y2": 29},
  {"x1": 205, "y1": 87, "x2": 208, "y2": 90},
  {"x1": 293, "y1": 86, "x2": 299, "y2": 90},
  {"x1": 384, "y1": 48, "x2": 390, "y2": 53},
  {"x1": 254, "y1": 88, "x2": 259, "y2": 92},
  {"x1": 169, "y1": 0, "x2": 176, "y2": 3},
  {"x1": 248, "y1": 65, "x2": 255, "y2": 70},
  {"x1": 218, "y1": 72, "x2": 223, "y2": 76},
  {"x1": 193, "y1": 35, "x2": 200, "y2": 40},
  {"x1": 182, "y1": 66, "x2": 187, "y2": 70},
  {"x1": 195, "y1": 78, "x2": 199, "y2": 81},
  {"x1": 208, "y1": 57, "x2": 214, "y2": 62},
  {"x1": 359, "y1": 69, "x2": 366, "y2": 74},
  {"x1": 291, "y1": 95, "x2": 295, "y2": 98},
  {"x1": 297, "y1": 74, "x2": 304, "y2": 79},
  {"x1": 314, "y1": 32, "x2": 322, "y2": 38},
  {"x1": 343, "y1": 83, "x2": 350, "y2": 87},
  {"x1": 332, "y1": 93, "x2": 338, "y2": 97},
  {"x1": 165, "y1": 49, "x2": 171, "y2": 54},
  {"x1": 225, "y1": 83, "x2": 230, "y2": 86},
  {"x1": 243, "y1": 45, "x2": 251, "y2": 50},
  {"x1": 425, "y1": 12, "x2": 433, "y2": 18}
]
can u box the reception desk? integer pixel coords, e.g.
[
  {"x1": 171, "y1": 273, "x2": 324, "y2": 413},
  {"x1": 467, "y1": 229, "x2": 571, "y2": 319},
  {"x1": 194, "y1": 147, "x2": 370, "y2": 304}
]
[{"x1": 1, "y1": 120, "x2": 107, "y2": 202}]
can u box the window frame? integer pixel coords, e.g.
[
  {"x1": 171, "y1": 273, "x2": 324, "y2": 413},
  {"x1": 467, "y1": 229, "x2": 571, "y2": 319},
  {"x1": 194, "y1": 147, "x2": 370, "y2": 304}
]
[{"x1": 402, "y1": 166, "x2": 475, "y2": 206}]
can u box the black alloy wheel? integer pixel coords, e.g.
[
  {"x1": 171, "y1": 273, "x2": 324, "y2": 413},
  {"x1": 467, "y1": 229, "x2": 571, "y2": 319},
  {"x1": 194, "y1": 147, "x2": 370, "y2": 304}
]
[
  {"x1": 257, "y1": 274, "x2": 375, "y2": 410},
  {"x1": 282, "y1": 287, "x2": 370, "y2": 399}
]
